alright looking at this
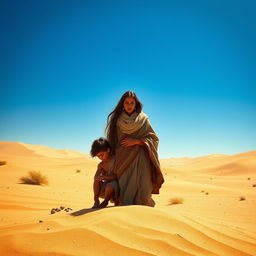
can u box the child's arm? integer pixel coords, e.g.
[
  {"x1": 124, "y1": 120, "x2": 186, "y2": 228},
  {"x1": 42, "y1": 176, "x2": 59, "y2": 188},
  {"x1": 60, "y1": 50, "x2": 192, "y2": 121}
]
[
  {"x1": 100, "y1": 174, "x2": 117, "y2": 181},
  {"x1": 94, "y1": 163, "x2": 117, "y2": 182},
  {"x1": 94, "y1": 163, "x2": 105, "y2": 182}
]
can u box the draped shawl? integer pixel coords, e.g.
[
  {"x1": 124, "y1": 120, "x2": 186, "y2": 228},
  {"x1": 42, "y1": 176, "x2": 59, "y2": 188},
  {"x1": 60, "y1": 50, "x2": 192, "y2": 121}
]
[{"x1": 113, "y1": 111, "x2": 164, "y2": 194}]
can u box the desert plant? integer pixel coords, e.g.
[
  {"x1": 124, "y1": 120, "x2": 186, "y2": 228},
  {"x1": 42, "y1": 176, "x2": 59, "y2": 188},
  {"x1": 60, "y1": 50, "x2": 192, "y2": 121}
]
[
  {"x1": 0, "y1": 161, "x2": 7, "y2": 166},
  {"x1": 253, "y1": 184, "x2": 256, "y2": 187},
  {"x1": 239, "y1": 196, "x2": 246, "y2": 201},
  {"x1": 76, "y1": 169, "x2": 81, "y2": 173},
  {"x1": 20, "y1": 171, "x2": 48, "y2": 185},
  {"x1": 169, "y1": 198, "x2": 184, "y2": 205}
]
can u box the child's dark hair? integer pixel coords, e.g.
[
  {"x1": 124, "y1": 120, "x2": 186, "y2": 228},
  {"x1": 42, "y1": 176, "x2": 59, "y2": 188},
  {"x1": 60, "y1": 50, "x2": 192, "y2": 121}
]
[{"x1": 90, "y1": 137, "x2": 112, "y2": 157}]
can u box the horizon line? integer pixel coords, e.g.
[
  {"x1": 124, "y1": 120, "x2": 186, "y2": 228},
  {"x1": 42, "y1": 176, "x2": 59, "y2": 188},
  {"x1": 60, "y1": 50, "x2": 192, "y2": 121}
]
[{"x1": 1, "y1": 140, "x2": 255, "y2": 159}]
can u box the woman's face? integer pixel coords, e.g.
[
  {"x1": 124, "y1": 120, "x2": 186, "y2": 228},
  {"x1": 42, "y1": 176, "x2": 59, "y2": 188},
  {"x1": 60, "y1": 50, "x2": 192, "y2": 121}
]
[{"x1": 123, "y1": 97, "x2": 136, "y2": 115}]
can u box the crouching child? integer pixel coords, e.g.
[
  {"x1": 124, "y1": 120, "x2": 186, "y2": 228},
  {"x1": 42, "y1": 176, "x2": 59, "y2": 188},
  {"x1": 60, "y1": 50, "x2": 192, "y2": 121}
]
[{"x1": 90, "y1": 137, "x2": 119, "y2": 208}]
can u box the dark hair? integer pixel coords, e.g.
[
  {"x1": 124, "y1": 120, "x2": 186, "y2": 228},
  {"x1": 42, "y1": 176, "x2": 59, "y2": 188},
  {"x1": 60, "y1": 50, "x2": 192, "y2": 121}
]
[
  {"x1": 105, "y1": 91, "x2": 143, "y2": 153},
  {"x1": 90, "y1": 137, "x2": 111, "y2": 157}
]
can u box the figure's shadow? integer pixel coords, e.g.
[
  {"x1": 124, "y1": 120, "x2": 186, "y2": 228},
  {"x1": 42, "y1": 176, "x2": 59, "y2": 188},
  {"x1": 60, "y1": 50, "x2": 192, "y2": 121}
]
[{"x1": 70, "y1": 206, "x2": 115, "y2": 216}]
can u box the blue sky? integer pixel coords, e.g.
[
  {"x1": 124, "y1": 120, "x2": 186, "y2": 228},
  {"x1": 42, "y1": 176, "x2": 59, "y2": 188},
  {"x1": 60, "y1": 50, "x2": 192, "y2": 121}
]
[{"x1": 0, "y1": 0, "x2": 255, "y2": 158}]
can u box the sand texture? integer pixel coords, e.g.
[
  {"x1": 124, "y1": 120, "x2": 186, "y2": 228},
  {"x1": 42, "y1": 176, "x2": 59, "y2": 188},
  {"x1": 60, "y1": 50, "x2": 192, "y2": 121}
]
[{"x1": 0, "y1": 141, "x2": 255, "y2": 256}]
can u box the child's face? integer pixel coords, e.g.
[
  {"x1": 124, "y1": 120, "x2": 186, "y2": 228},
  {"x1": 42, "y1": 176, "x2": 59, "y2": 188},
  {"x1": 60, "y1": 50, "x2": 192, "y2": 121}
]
[{"x1": 96, "y1": 149, "x2": 110, "y2": 162}]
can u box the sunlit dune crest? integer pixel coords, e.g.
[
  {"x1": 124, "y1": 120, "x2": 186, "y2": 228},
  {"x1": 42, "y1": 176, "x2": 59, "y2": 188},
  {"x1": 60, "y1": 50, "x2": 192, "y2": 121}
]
[
  {"x1": 161, "y1": 151, "x2": 256, "y2": 175},
  {"x1": 20, "y1": 142, "x2": 89, "y2": 159},
  {"x1": 0, "y1": 141, "x2": 255, "y2": 256},
  {"x1": 0, "y1": 141, "x2": 90, "y2": 159}
]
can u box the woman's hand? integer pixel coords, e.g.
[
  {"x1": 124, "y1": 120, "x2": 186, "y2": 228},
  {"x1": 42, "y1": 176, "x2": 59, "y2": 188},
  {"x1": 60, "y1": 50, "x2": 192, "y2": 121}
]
[{"x1": 121, "y1": 138, "x2": 143, "y2": 147}]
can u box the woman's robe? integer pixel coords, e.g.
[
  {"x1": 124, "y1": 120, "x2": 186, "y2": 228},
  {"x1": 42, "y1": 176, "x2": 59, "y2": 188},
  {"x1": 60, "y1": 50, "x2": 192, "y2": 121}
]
[{"x1": 113, "y1": 118, "x2": 164, "y2": 206}]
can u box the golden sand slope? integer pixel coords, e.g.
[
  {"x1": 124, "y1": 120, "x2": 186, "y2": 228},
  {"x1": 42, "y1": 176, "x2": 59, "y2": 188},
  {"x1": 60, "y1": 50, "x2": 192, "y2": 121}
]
[
  {"x1": 0, "y1": 142, "x2": 256, "y2": 256},
  {"x1": 1, "y1": 206, "x2": 256, "y2": 256}
]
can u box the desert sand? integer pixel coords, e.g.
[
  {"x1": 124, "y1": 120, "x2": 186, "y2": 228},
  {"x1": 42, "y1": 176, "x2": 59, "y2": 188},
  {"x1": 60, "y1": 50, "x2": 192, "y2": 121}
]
[{"x1": 0, "y1": 141, "x2": 255, "y2": 256}]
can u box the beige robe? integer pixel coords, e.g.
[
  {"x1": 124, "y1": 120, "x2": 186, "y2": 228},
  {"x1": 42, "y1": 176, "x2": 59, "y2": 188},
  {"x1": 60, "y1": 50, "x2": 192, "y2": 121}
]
[{"x1": 113, "y1": 119, "x2": 164, "y2": 206}]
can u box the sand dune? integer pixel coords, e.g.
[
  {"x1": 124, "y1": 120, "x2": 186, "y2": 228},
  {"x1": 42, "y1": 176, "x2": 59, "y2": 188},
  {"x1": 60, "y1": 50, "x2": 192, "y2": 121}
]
[
  {"x1": 161, "y1": 151, "x2": 256, "y2": 175},
  {"x1": 0, "y1": 142, "x2": 255, "y2": 256},
  {"x1": 0, "y1": 141, "x2": 89, "y2": 159}
]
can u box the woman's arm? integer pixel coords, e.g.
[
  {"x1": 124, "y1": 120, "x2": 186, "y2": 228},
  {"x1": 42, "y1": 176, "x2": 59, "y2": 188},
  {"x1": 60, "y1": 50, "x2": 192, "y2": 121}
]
[{"x1": 120, "y1": 138, "x2": 144, "y2": 147}]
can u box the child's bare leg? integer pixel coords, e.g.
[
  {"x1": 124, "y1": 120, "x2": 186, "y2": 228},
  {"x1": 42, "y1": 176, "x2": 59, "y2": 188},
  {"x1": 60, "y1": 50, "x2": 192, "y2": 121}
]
[
  {"x1": 92, "y1": 180, "x2": 101, "y2": 208},
  {"x1": 98, "y1": 185, "x2": 114, "y2": 208}
]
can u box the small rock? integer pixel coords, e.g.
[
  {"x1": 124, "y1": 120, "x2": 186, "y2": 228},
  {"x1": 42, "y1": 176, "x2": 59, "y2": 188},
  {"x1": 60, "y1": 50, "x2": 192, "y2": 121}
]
[
  {"x1": 60, "y1": 206, "x2": 65, "y2": 210},
  {"x1": 51, "y1": 209, "x2": 56, "y2": 214},
  {"x1": 39, "y1": 220, "x2": 43, "y2": 223},
  {"x1": 64, "y1": 207, "x2": 73, "y2": 212}
]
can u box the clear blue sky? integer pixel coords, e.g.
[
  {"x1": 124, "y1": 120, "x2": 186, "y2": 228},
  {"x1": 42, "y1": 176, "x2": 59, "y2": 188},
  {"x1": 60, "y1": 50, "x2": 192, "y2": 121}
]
[{"x1": 1, "y1": 0, "x2": 255, "y2": 158}]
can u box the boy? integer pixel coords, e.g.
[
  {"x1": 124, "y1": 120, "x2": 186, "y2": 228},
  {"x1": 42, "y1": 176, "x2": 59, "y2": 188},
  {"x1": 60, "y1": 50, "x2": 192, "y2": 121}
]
[{"x1": 90, "y1": 137, "x2": 119, "y2": 208}]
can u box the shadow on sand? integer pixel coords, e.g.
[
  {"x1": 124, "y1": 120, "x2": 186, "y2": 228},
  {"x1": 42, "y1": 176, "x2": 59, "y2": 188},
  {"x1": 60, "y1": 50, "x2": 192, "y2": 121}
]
[{"x1": 70, "y1": 206, "x2": 115, "y2": 217}]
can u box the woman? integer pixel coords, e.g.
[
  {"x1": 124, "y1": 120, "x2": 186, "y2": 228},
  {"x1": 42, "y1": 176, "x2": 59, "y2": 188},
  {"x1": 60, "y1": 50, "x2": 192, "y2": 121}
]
[{"x1": 105, "y1": 91, "x2": 164, "y2": 206}]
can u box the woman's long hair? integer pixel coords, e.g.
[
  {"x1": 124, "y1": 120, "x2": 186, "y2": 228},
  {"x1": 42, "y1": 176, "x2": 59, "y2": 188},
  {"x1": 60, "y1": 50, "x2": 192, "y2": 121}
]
[{"x1": 105, "y1": 91, "x2": 143, "y2": 153}]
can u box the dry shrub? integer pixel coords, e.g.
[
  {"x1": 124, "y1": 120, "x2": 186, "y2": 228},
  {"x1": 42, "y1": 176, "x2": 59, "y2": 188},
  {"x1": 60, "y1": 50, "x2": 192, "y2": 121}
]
[
  {"x1": 0, "y1": 161, "x2": 7, "y2": 166},
  {"x1": 169, "y1": 198, "x2": 184, "y2": 205},
  {"x1": 20, "y1": 171, "x2": 48, "y2": 185},
  {"x1": 253, "y1": 184, "x2": 256, "y2": 187},
  {"x1": 76, "y1": 169, "x2": 81, "y2": 173},
  {"x1": 239, "y1": 196, "x2": 246, "y2": 201}
]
